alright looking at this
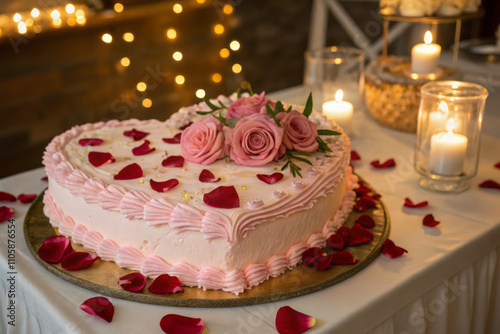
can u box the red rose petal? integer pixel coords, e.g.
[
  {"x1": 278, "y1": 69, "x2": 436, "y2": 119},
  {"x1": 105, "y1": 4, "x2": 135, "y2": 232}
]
[
  {"x1": 370, "y1": 158, "x2": 396, "y2": 168},
  {"x1": 78, "y1": 138, "x2": 103, "y2": 146},
  {"x1": 18, "y1": 193, "x2": 36, "y2": 204},
  {"x1": 354, "y1": 195, "x2": 378, "y2": 212},
  {"x1": 162, "y1": 133, "x2": 182, "y2": 144},
  {"x1": 326, "y1": 234, "x2": 344, "y2": 250},
  {"x1": 382, "y1": 239, "x2": 408, "y2": 258},
  {"x1": 148, "y1": 274, "x2": 184, "y2": 294},
  {"x1": 118, "y1": 272, "x2": 147, "y2": 293},
  {"x1": 124, "y1": 128, "x2": 149, "y2": 141},
  {"x1": 88, "y1": 152, "x2": 116, "y2": 167},
  {"x1": 355, "y1": 214, "x2": 376, "y2": 228},
  {"x1": 302, "y1": 247, "x2": 324, "y2": 266},
  {"x1": 332, "y1": 250, "x2": 358, "y2": 265},
  {"x1": 132, "y1": 140, "x2": 155, "y2": 156},
  {"x1": 160, "y1": 314, "x2": 204, "y2": 334},
  {"x1": 478, "y1": 180, "x2": 500, "y2": 190},
  {"x1": 38, "y1": 236, "x2": 73, "y2": 263},
  {"x1": 162, "y1": 155, "x2": 185, "y2": 168},
  {"x1": 495, "y1": 162, "x2": 500, "y2": 169},
  {"x1": 114, "y1": 163, "x2": 143, "y2": 180},
  {"x1": 312, "y1": 253, "x2": 334, "y2": 271},
  {"x1": 276, "y1": 306, "x2": 316, "y2": 334},
  {"x1": 404, "y1": 197, "x2": 428, "y2": 208},
  {"x1": 336, "y1": 226, "x2": 350, "y2": 244},
  {"x1": 61, "y1": 252, "x2": 99, "y2": 271},
  {"x1": 372, "y1": 193, "x2": 382, "y2": 200},
  {"x1": 80, "y1": 297, "x2": 114, "y2": 323},
  {"x1": 0, "y1": 191, "x2": 16, "y2": 202},
  {"x1": 203, "y1": 186, "x2": 240, "y2": 209},
  {"x1": 41, "y1": 176, "x2": 48, "y2": 181},
  {"x1": 423, "y1": 214, "x2": 440, "y2": 227},
  {"x1": 257, "y1": 172, "x2": 284, "y2": 185},
  {"x1": 353, "y1": 185, "x2": 371, "y2": 197},
  {"x1": 150, "y1": 179, "x2": 179, "y2": 192},
  {"x1": 179, "y1": 122, "x2": 193, "y2": 130},
  {"x1": 350, "y1": 150, "x2": 361, "y2": 161},
  {"x1": 0, "y1": 206, "x2": 14, "y2": 222},
  {"x1": 347, "y1": 224, "x2": 374, "y2": 246},
  {"x1": 199, "y1": 169, "x2": 221, "y2": 183}
]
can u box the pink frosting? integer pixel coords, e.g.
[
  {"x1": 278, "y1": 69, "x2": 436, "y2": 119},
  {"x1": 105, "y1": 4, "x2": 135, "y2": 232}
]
[
  {"x1": 144, "y1": 198, "x2": 175, "y2": 226},
  {"x1": 224, "y1": 114, "x2": 283, "y2": 167},
  {"x1": 142, "y1": 256, "x2": 172, "y2": 278},
  {"x1": 98, "y1": 239, "x2": 119, "y2": 261},
  {"x1": 72, "y1": 224, "x2": 88, "y2": 244},
  {"x1": 59, "y1": 215, "x2": 76, "y2": 236},
  {"x1": 200, "y1": 212, "x2": 232, "y2": 241},
  {"x1": 244, "y1": 263, "x2": 269, "y2": 288},
  {"x1": 170, "y1": 263, "x2": 199, "y2": 287},
  {"x1": 180, "y1": 116, "x2": 225, "y2": 165},
  {"x1": 83, "y1": 231, "x2": 103, "y2": 252},
  {"x1": 198, "y1": 267, "x2": 226, "y2": 290},
  {"x1": 117, "y1": 246, "x2": 145, "y2": 271},
  {"x1": 98, "y1": 185, "x2": 127, "y2": 212},
  {"x1": 82, "y1": 179, "x2": 106, "y2": 204},
  {"x1": 267, "y1": 254, "x2": 288, "y2": 277},
  {"x1": 223, "y1": 270, "x2": 246, "y2": 295},
  {"x1": 170, "y1": 204, "x2": 203, "y2": 233},
  {"x1": 66, "y1": 169, "x2": 89, "y2": 195},
  {"x1": 120, "y1": 190, "x2": 150, "y2": 219}
]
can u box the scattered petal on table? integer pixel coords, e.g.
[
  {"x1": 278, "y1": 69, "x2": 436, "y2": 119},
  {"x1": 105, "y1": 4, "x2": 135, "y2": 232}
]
[
  {"x1": 404, "y1": 197, "x2": 429, "y2": 208},
  {"x1": 350, "y1": 150, "x2": 361, "y2": 161},
  {"x1": 276, "y1": 306, "x2": 316, "y2": 334},
  {"x1": 423, "y1": 214, "x2": 440, "y2": 227},
  {"x1": 80, "y1": 297, "x2": 114, "y2": 323},
  {"x1": 478, "y1": 180, "x2": 500, "y2": 190},
  {"x1": 370, "y1": 158, "x2": 396, "y2": 169},
  {"x1": 160, "y1": 314, "x2": 204, "y2": 334},
  {"x1": 382, "y1": 239, "x2": 408, "y2": 259},
  {"x1": 0, "y1": 206, "x2": 14, "y2": 222},
  {"x1": 0, "y1": 191, "x2": 16, "y2": 202},
  {"x1": 18, "y1": 193, "x2": 37, "y2": 204}
]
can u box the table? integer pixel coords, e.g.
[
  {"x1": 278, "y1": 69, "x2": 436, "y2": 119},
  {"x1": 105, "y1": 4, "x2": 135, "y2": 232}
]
[{"x1": 2, "y1": 60, "x2": 500, "y2": 334}]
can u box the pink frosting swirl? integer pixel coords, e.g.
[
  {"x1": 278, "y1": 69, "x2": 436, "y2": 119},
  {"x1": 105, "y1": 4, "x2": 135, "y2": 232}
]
[
  {"x1": 226, "y1": 92, "x2": 269, "y2": 119},
  {"x1": 180, "y1": 116, "x2": 225, "y2": 165},
  {"x1": 224, "y1": 114, "x2": 283, "y2": 167},
  {"x1": 277, "y1": 110, "x2": 318, "y2": 155}
]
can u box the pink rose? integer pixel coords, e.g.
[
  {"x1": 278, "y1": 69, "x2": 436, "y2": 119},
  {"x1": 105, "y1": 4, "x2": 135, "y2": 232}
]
[
  {"x1": 226, "y1": 92, "x2": 269, "y2": 119},
  {"x1": 224, "y1": 114, "x2": 283, "y2": 167},
  {"x1": 180, "y1": 116, "x2": 225, "y2": 165},
  {"x1": 276, "y1": 110, "x2": 318, "y2": 155}
]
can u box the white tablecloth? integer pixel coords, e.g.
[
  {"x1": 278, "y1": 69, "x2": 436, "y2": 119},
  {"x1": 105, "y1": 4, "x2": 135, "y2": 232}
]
[{"x1": 2, "y1": 66, "x2": 500, "y2": 333}]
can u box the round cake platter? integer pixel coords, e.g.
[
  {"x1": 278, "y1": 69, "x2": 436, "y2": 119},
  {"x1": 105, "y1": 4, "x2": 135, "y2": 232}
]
[{"x1": 24, "y1": 180, "x2": 390, "y2": 308}]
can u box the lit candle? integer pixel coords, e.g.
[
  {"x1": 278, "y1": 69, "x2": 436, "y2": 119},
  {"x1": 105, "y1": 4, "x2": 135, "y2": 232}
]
[
  {"x1": 322, "y1": 90, "x2": 353, "y2": 131},
  {"x1": 411, "y1": 31, "x2": 441, "y2": 74},
  {"x1": 429, "y1": 118, "x2": 468, "y2": 176}
]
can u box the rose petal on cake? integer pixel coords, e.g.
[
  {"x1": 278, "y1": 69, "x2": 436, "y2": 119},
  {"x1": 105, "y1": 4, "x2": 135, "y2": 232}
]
[
  {"x1": 114, "y1": 163, "x2": 143, "y2": 180},
  {"x1": 326, "y1": 234, "x2": 344, "y2": 251},
  {"x1": 404, "y1": 197, "x2": 428, "y2": 208},
  {"x1": 332, "y1": 250, "x2": 358, "y2": 265},
  {"x1": 478, "y1": 180, "x2": 500, "y2": 190},
  {"x1": 41, "y1": 176, "x2": 48, "y2": 181},
  {"x1": 132, "y1": 140, "x2": 156, "y2": 156},
  {"x1": 150, "y1": 179, "x2": 179, "y2": 192},
  {"x1": 61, "y1": 252, "x2": 99, "y2": 271},
  {"x1": 124, "y1": 128, "x2": 149, "y2": 141},
  {"x1": 276, "y1": 306, "x2": 316, "y2": 334},
  {"x1": 88, "y1": 152, "x2": 116, "y2": 167},
  {"x1": 118, "y1": 272, "x2": 147, "y2": 293},
  {"x1": 203, "y1": 186, "x2": 240, "y2": 209},
  {"x1": 179, "y1": 122, "x2": 193, "y2": 130},
  {"x1": 257, "y1": 172, "x2": 284, "y2": 185},
  {"x1": 162, "y1": 133, "x2": 182, "y2": 144},
  {"x1": 37, "y1": 235, "x2": 73, "y2": 263},
  {"x1": 370, "y1": 158, "x2": 396, "y2": 168},
  {"x1": 199, "y1": 169, "x2": 221, "y2": 183},
  {"x1": 350, "y1": 150, "x2": 361, "y2": 161},
  {"x1": 78, "y1": 138, "x2": 103, "y2": 146},
  {"x1": 0, "y1": 191, "x2": 16, "y2": 202},
  {"x1": 312, "y1": 253, "x2": 334, "y2": 271},
  {"x1": 495, "y1": 162, "x2": 500, "y2": 169},
  {"x1": 80, "y1": 297, "x2": 114, "y2": 323},
  {"x1": 148, "y1": 274, "x2": 184, "y2": 294},
  {"x1": 347, "y1": 224, "x2": 374, "y2": 246},
  {"x1": 382, "y1": 239, "x2": 408, "y2": 259},
  {"x1": 353, "y1": 185, "x2": 371, "y2": 197},
  {"x1": 160, "y1": 314, "x2": 204, "y2": 334},
  {"x1": 301, "y1": 247, "x2": 324, "y2": 266},
  {"x1": 0, "y1": 206, "x2": 14, "y2": 222},
  {"x1": 355, "y1": 214, "x2": 376, "y2": 228},
  {"x1": 18, "y1": 193, "x2": 37, "y2": 204},
  {"x1": 423, "y1": 214, "x2": 440, "y2": 227},
  {"x1": 162, "y1": 155, "x2": 185, "y2": 168},
  {"x1": 336, "y1": 226, "x2": 350, "y2": 244}
]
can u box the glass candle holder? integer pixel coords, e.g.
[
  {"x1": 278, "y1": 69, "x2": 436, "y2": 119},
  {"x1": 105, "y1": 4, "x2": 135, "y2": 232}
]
[
  {"x1": 414, "y1": 81, "x2": 488, "y2": 192},
  {"x1": 304, "y1": 46, "x2": 364, "y2": 133}
]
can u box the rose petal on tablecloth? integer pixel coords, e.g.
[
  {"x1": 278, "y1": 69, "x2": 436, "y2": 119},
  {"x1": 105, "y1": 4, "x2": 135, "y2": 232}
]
[
  {"x1": 382, "y1": 239, "x2": 408, "y2": 259},
  {"x1": 404, "y1": 197, "x2": 429, "y2": 208},
  {"x1": 18, "y1": 193, "x2": 37, "y2": 204},
  {"x1": 80, "y1": 297, "x2": 114, "y2": 323},
  {"x1": 370, "y1": 158, "x2": 396, "y2": 168},
  {"x1": 423, "y1": 214, "x2": 440, "y2": 227},
  {"x1": 0, "y1": 191, "x2": 16, "y2": 202},
  {"x1": 350, "y1": 150, "x2": 361, "y2": 161},
  {"x1": 0, "y1": 206, "x2": 14, "y2": 222},
  {"x1": 276, "y1": 306, "x2": 316, "y2": 334},
  {"x1": 478, "y1": 180, "x2": 500, "y2": 190},
  {"x1": 160, "y1": 314, "x2": 204, "y2": 334}
]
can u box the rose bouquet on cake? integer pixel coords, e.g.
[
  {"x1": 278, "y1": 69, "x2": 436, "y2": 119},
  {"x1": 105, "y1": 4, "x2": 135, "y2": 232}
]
[{"x1": 181, "y1": 88, "x2": 341, "y2": 177}]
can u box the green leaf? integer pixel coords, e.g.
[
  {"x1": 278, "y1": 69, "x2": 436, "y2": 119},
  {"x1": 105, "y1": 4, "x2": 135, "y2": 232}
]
[
  {"x1": 316, "y1": 137, "x2": 332, "y2": 153},
  {"x1": 274, "y1": 101, "x2": 285, "y2": 114},
  {"x1": 218, "y1": 100, "x2": 227, "y2": 109},
  {"x1": 204, "y1": 97, "x2": 220, "y2": 111},
  {"x1": 212, "y1": 112, "x2": 228, "y2": 126},
  {"x1": 196, "y1": 110, "x2": 215, "y2": 115},
  {"x1": 247, "y1": 84, "x2": 254, "y2": 96},
  {"x1": 286, "y1": 105, "x2": 292, "y2": 113},
  {"x1": 236, "y1": 87, "x2": 241, "y2": 98},
  {"x1": 318, "y1": 129, "x2": 342, "y2": 136},
  {"x1": 266, "y1": 105, "x2": 282, "y2": 128},
  {"x1": 290, "y1": 155, "x2": 313, "y2": 165},
  {"x1": 303, "y1": 92, "x2": 313, "y2": 118}
]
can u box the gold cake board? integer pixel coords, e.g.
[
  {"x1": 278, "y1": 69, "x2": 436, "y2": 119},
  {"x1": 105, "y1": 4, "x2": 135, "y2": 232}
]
[{"x1": 24, "y1": 184, "x2": 390, "y2": 308}]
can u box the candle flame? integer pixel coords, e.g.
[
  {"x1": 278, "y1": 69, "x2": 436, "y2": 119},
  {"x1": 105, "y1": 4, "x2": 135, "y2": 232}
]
[
  {"x1": 424, "y1": 31, "x2": 433, "y2": 44},
  {"x1": 335, "y1": 89, "x2": 343, "y2": 103},
  {"x1": 446, "y1": 118, "x2": 455, "y2": 132},
  {"x1": 438, "y1": 101, "x2": 449, "y2": 114}
]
